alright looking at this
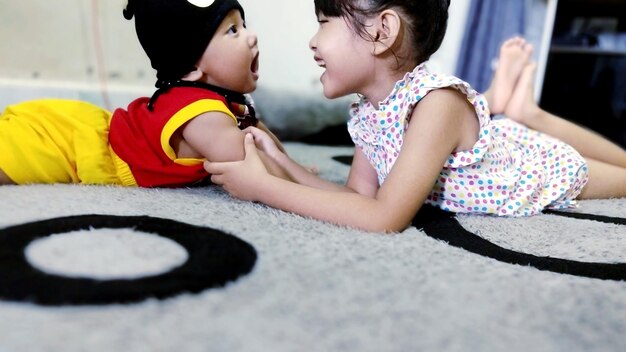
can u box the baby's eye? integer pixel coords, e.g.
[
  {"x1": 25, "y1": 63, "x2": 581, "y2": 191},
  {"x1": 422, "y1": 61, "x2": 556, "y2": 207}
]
[{"x1": 227, "y1": 25, "x2": 238, "y2": 34}]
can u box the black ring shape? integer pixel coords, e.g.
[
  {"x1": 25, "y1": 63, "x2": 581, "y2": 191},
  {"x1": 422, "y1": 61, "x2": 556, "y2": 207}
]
[
  {"x1": 412, "y1": 205, "x2": 626, "y2": 281},
  {"x1": 333, "y1": 153, "x2": 626, "y2": 280},
  {"x1": 332, "y1": 155, "x2": 353, "y2": 166},
  {"x1": 0, "y1": 214, "x2": 257, "y2": 306}
]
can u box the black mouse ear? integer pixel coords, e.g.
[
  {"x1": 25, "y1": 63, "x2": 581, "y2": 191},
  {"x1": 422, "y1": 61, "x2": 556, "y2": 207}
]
[{"x1": 123, "y1": 0, "x2": 135, "y2": 20}]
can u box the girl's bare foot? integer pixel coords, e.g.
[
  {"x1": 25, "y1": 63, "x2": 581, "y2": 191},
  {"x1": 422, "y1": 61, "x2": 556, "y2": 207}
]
[
  {"x1": 483, "y1": 37, "x2": 534, "y2": 115},
  {"x1": 504, "y1": 62, "x2": 542, "y2": 125}
]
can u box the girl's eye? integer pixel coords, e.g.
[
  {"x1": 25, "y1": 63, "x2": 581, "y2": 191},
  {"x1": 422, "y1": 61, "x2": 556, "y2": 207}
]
[{"x1": 316, "y1": 13, "x2": 330, "y2": 23}]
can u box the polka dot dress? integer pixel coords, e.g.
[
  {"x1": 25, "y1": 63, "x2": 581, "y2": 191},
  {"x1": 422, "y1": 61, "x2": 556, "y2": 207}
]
[{"x1": 347, "y1": 63, "x2": 589, "y2": 216}]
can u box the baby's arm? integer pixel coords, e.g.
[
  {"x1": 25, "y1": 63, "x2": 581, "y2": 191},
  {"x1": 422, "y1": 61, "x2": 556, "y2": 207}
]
[{"x1": 181, "y1": 112, "x2": 291, "y2": 180}]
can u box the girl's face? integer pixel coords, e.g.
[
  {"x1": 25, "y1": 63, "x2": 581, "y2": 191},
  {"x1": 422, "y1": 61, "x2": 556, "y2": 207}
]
[
  {"x1": 309, "y1": 13, "x2": 374, "y2": 99},
  {"x1": 196, "y1": 10, "x2": 260, "y2": 93}
]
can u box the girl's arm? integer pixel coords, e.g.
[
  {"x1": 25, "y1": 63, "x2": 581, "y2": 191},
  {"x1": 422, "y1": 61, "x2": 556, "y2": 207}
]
[
  {"x1": 207, "y1": 90, "x2": 470, "y2": 232},
  {"x1": 344, "y1": 147, "x2": 380, "y2": 197},
  {"x1": 243, "y1": 126, "x2": 361, "y2": 193}
]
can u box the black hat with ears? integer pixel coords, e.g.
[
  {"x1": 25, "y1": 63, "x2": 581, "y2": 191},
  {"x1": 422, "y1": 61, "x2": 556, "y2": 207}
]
[{"x1": 124, "y1": 0, "x2": 244, "y2": 85}]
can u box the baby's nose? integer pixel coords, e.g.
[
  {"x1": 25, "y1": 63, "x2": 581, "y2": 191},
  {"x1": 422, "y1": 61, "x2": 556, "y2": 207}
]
[{"x1": 248, "y1": 33, "x2": 258, "y2": 47}]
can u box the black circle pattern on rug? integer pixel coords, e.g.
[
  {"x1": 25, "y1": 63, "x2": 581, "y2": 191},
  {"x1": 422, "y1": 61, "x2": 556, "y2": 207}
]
[
  {"x1": 0, "y1": 215, "x2": 257, "y2": 306},
  {"x1": 332, "y1": 155, "x2": 353, "y2": 166},
  {"x1": 412, "y1": 205, "x2": 626, "y2": 281},
  {"x1": 333, "y1": 153, "x2": 626, "y2": 280}
]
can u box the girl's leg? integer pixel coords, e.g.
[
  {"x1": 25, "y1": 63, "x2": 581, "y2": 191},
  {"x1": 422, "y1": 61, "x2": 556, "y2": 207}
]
[
  {"x1": 0, "y1": 168, "x2": 15, "y2": 185},
  {"x1": 483, "y1": 37, "x2": 534, "y2": 115},
  {"x1": 505, "y1": 64, "x2": 626, "y2": 168},
  {"x1": 578, "y1": 158, "x2": 626, "y2": 199}
]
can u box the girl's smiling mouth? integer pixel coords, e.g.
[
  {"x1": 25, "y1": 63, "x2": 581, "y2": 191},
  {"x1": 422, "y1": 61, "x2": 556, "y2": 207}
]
[{"x1": 313, "y1": 55, "x2": 325, "y2": 67}]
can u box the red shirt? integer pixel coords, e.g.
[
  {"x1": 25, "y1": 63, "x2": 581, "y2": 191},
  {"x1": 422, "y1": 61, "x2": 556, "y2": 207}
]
[{"x1": 109, "y1": 87, "x2": 238, "y2": 187}]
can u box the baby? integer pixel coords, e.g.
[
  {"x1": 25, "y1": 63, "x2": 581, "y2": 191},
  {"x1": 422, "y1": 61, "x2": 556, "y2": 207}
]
[{"x1": 0, "y1": 0, "x2": 285, "y2": 187}]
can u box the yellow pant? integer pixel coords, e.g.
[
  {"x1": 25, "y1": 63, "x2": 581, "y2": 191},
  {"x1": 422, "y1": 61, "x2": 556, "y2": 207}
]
[{"x1": 0, "y1": 99, "x2": 135, "y2": 185}]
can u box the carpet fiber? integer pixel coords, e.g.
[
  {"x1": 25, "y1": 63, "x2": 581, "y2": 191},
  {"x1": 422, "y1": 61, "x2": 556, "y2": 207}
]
[{"x1": 1, "y1": 142, "x2": 625, "y2": 351}]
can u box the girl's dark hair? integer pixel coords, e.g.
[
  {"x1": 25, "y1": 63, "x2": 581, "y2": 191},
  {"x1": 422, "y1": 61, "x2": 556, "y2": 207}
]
[{"x1": 314, "y1": 0, "x2": 450, "y2": 65}]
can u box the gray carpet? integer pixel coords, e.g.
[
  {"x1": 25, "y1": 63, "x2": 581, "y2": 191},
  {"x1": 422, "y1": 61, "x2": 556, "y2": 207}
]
[{"x1": 1, "y1": 142, "x2": 625, "y2": 352}]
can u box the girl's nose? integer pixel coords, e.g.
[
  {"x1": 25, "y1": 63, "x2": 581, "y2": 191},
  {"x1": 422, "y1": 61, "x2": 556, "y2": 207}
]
[{"x1": 309, "y1": 34, "x2": 317, "y2": 51}]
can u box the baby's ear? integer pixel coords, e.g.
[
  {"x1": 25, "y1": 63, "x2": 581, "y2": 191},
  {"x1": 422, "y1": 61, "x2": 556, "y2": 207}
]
[
  {"x1": 181, "y1": 67, "x2": 204, "y2": 82},
  {"x1": 371, "y1": 9, "x2": 402, "y2": 55}
]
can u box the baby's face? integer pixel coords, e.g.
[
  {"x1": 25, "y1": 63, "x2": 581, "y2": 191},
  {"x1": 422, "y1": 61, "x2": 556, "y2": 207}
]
[{"x1": 195, "y1": 9, "x2": 260, "y2": 93}]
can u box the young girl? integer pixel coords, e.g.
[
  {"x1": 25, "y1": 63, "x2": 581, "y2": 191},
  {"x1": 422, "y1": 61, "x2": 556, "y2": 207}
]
[
  {"x1": 0, "y1": 0, "x2": 286, "y2": 187},
  {"x1": 206, "y1": 0, "x2": 626, "y2": 233}
]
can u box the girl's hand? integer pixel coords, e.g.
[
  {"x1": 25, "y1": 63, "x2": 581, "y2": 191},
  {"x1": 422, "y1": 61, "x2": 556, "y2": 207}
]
[
  {"x1": 254, "y1": 122, "x2": 287, "y2": 154},
  {"x1": 243, "y1": 126, "x2": 284, "y2": 160},
  {"x1": 205, "y1": 133, "x2": 269, "y2": 201},
  {"x1": 244, "y1": 126, "x2": 320, "y2": 174}
]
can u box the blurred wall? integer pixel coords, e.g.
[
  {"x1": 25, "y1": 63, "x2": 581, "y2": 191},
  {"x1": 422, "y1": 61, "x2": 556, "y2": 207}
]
[
  {"x1": 241, "y1": 0, "x2": 472, "y2": 92},
  {"x1": 0, "y1": 0, "x2": 471, "y2": 137}
]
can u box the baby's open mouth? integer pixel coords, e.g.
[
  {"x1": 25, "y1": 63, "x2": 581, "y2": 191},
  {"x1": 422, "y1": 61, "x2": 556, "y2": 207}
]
[{"x1": 251, "y1": 52, "x2": 259, "y2": 73}]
